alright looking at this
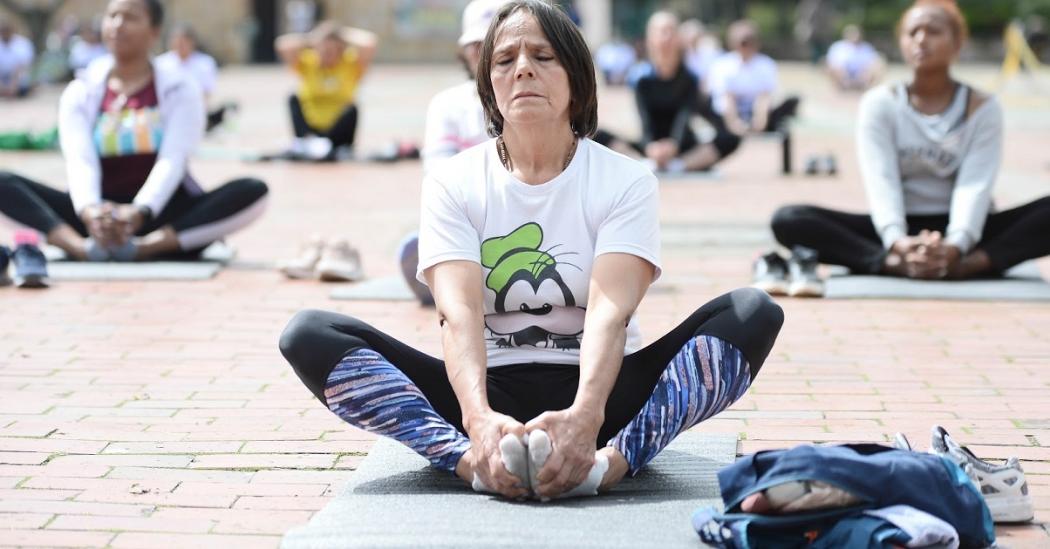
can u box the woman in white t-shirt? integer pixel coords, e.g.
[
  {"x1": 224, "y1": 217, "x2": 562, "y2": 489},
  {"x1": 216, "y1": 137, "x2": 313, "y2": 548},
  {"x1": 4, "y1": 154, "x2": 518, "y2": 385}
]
[
  {"x1": 396, "y1": 0, "x2": 507, "y2": 306},
  {"x1": 155, "y1": 24, "x2": 230, "y2": 132},
  {"x1": 707, "y1": 20, "x2": 799, "y2": 135},
  {"x1": 280, "y1": 0, "x2": 783, "y2": 501},
  {"x1": 826, "y1": 25, "x2": 884, "y2": 91}
]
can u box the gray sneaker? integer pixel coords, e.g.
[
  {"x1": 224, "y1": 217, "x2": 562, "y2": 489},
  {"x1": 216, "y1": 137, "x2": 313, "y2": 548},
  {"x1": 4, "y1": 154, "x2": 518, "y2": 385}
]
[
  {"x1": 931, "y1": 426, "x2": 1034, "y2": 523},
  {"x1": 788, "y1": 246, "x2": 824, "y2": 298},
  {"x1": 751, "y1": 251, "x2": 789, "y2": 296}
]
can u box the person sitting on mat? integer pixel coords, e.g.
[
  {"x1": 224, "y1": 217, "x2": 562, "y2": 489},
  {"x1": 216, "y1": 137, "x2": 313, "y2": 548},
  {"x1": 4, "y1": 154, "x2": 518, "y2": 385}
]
[
  {"x1": 280, "y1": 0, "x2": 783, "y2": 502},
  {"x1": 156, "y1": 23, "x2": 234, "y2": 133},
  {"x1": 394, "y1": 0, "x2": 509, "y2": 305},
  {"x1": 274, "y1": 20, "x2": 377, "y2": 161},
  {"x1": 0, "y1": 0, "x2": 269, "y2": 262},
  {"x1": 594, "y1": 11, "x2": 740, "y2": 173},
  {"x1": 0, "y1": 17, "x2": 34, "y2": 99},
  {"x1": 767, "y1": 0, "x2": 1050, "y2": 284},
  {"x1": 706, "y1": 20, "x2": 799, "y2": 136},
  {"x1": 826, "y1": 24, "x2": 884, "y2": 92}
]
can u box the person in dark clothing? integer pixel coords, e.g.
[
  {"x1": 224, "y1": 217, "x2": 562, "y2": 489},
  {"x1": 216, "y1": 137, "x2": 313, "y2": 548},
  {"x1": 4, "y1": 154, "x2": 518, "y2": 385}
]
[{"x1": 594, "y1": 11, "x2": 739, "y2": 173}]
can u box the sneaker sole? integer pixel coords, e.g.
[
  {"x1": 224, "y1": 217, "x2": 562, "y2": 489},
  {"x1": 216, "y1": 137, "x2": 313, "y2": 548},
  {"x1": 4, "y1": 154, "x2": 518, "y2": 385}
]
[
  {"x1": 788, "y1": 281, "x2": 825, "y2": 298},
  {"x1": 15, "y1": 274, "x2": 49, "y2": 289},
  {"x1": 752, "y1": 280, "x2": 789, "y2": 296},
  {"x1": 987, "y1": 495, "x2": 1035, "y2": 523},
  {"x1": 279, "y1": 266, "x2": 318, "y2": 280}
]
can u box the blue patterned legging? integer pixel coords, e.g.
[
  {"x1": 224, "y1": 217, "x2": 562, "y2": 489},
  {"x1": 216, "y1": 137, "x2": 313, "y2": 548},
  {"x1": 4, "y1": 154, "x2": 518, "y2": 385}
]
[{"x1": 280, "y1": 288, "x2": 783, "y2": 475}]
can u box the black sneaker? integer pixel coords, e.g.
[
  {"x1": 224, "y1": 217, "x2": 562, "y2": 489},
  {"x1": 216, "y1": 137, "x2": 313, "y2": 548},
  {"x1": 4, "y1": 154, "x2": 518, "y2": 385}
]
[
  {"x1": 804, "y1": 156, "x2": 820, "y2": 175},
  {"x1": 0, "y1": 246, "x2": 11, "y2": 286},
  {"x1": 12, "y1": 243, "x2": 49, "y2": 288},
  {"x1": 787, "y1": 246, "x2": 824, "y2": 297},
  {"x1": 824, "y1": 154, "x2": 838, "y2": 176},
  {"x1": 751, "y1": 251, "x2": 789, "y2": 296}
]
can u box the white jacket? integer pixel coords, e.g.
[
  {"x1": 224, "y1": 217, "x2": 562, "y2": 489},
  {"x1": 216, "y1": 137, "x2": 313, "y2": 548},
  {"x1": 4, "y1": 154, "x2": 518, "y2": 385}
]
[{"x1": 59, "y1": 55, "x2": 205, "y2": 215}]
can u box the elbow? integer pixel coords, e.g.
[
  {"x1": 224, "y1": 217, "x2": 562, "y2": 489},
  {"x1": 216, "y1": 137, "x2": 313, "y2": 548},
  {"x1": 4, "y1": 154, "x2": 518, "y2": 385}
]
[{"x1": 437, "y1": 301, "x2": 484, "y2": 332}]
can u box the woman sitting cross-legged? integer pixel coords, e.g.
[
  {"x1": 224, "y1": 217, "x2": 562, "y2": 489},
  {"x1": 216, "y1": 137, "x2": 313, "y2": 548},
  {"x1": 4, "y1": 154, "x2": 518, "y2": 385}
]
[
  {"x1": 769, "y1": 0, "x2": 1050, "y2": 286},
  {"x1": 0, "y1": 0, "x2": 268, "y2": 262},
  {"x1": 594, "y1": 11, "x2": 740, "y2": 174},
  {"x1": 280, "y1": 0, "x2": 783, "y2": 501}
]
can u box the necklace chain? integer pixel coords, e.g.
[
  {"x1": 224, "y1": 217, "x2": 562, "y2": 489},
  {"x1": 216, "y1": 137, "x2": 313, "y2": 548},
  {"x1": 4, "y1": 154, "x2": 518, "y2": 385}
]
[{"x1": 497, "y1": 135, "x2": 577, "y2": 173}]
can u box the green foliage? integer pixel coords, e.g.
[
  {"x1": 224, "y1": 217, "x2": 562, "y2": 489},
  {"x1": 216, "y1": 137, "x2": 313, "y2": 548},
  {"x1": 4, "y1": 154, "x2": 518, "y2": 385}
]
[{"x1": 741, "y1": 0, "x2": 1050, "y2": 39}]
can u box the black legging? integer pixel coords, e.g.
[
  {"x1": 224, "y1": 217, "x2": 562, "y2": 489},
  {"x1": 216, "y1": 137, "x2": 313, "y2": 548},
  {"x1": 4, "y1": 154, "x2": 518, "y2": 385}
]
[
  {"x1": 771, "y1": 197, "x2": 1050, "y2": 275},
  {"x1": 704, "y1": 96, "x2": 800, "y2": 134},
  {"x1": 279, "y1": 288, "x2": 783, "y2": 445},
  {"x1": 288, "y1": 95, "x2": 358, "y2": 148},
  {"x1": 0, "y1": 170, "x2": 269, "y2": 254}
]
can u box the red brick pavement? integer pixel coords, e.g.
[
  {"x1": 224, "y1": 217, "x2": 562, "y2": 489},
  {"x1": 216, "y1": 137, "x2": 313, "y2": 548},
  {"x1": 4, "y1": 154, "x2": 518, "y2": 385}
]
[{"x1": 0, "y1": 64, "x2": 1047, "y2": 547}]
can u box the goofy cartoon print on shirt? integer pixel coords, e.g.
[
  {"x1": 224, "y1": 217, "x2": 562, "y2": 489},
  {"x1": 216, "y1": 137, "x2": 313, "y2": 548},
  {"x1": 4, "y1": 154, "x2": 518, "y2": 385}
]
[{"x1": 480, "y1": 222, "x2": 585, "y2": 350}]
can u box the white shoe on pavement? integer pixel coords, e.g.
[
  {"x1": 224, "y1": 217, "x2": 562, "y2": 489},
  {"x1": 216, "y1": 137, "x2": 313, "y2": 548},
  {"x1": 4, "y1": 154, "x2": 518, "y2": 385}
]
[{"x1": 317, "y1": 238, "x2": 364, "y2": 282}]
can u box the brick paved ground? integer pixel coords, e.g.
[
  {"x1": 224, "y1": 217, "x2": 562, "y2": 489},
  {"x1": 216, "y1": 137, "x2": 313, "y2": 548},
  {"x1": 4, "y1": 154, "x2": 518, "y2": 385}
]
[{"x1": 1, "y1": 63, "x2": 1048, "y2": 547}]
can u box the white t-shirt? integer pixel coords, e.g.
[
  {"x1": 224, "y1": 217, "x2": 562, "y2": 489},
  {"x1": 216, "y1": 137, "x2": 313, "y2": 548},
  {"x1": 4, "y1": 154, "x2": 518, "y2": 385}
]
[
  {"x1": 0, "y1": 34, "x2": 34, "y2": 78},
  {"x1": 421, "y1": 81, "x2": 489, "y2": 173},
  {"x1": 68, "y1": 40, "x2": 108, "y2": 72},
  {"x1": 155, "y1": 50, "x2": 218, "y2": 94},
  {"x1": 707, "y1": 52, "x2": 778, "y2": 119},
  {"x1": 826, "y1": 40, "x2": 879, "y2": 79},
  {"x1": 684, "y1": 41, "x2": 723, "y2": 81},
  {"x1": 416, "y1": 138, "x2": 661, "y2": 367}
]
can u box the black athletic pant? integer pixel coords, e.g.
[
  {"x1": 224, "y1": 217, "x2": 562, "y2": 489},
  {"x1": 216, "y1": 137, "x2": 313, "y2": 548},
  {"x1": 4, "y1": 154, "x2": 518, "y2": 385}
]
[
  {"x1": 0, "y1": 170, "x2": 269, "y2": 254},
  {"x1": 703, "y1": 96, "x2": 800, "y2": 134},
  {"x1": 279, "y1": 288, "x2": 783, "y2": 445},
  {"x1": 288, "y1": 95, "x2": 358, "y2": 148},
  {"x1": 771, "y1": 197, "x2": 1050, "y2": 275}
]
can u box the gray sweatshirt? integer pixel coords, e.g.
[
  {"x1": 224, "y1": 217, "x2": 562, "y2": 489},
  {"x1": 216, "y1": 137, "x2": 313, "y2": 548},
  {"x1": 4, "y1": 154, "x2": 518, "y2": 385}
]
[{"x1": 856, "y1": 82, "x2": 1003, "y2": 253}]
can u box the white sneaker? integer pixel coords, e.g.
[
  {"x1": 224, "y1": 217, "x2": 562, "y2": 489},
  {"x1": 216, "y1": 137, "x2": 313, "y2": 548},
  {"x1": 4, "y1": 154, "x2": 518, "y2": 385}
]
[
  {"x1": 787, "y1": 246, "x2": 825, "y2": 298},
  {"x1": 317, "y1": 239, "x2": 364, "y2": 282},
  {"x1": 278, "y1": 235, "x2": 324, "y2": 280},
  {"x1": 930, "y1": 426, "x2": 1034, "y2": 523},
  {"x1": 303, "y1": 136, "x2": 334, "y2": 160}
]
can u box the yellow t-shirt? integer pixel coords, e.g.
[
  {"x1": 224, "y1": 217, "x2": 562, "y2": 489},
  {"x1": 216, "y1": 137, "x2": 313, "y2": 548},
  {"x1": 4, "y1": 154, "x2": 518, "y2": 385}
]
[{"x1": 296, "y1": 49, "x2": 361, "y2": 131}]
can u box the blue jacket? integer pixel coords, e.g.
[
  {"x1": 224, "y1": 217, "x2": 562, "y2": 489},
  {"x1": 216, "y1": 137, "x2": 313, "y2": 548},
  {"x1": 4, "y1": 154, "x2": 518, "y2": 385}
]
[{"x1": 694, "y1": 443, "x2": 994, "y2": 548}]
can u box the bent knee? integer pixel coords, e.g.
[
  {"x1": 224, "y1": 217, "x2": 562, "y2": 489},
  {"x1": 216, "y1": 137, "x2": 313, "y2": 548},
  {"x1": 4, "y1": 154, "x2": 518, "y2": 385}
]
[
  {"x1": 729, "y1": 287, "x2": 785, "y2": 334},
  {"x1": 278, "y1": 309, "x2": 330, "y2": 365},
  {"x1": 234, "y1": 177, "x2": 270, "y2": 201},
  {"x1": 771, "y1": 204, "x2": 810, "y2": 230},
  {"x1": 770, "y1": 204, "x2": 814, "y2": 242}
]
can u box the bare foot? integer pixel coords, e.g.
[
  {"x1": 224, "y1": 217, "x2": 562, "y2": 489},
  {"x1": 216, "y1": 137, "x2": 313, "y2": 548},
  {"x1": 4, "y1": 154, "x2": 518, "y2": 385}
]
[{"x1": 597, "y1": 446, "x2": 629, "y2": 491}]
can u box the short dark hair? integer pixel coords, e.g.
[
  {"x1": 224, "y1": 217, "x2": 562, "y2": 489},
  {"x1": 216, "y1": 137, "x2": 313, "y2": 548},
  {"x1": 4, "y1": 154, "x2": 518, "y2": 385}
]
[
  {"x1": 136, "y1": 0, "x2": 165, "y2": 28},
  {"x1": 476, "y1": 0, "x2": 597, "y2": 138}
]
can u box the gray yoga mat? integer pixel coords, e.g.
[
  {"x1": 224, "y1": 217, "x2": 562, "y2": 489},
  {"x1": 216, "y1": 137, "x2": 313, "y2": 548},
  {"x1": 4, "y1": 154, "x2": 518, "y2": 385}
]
[
  {"x1": 49, "y1": 261, "x2": 223, "y2": 281},
  {"x1": 46, "y1": 242, "x2": 234, "y2": 281},
  {"x1": 824, "y1": 261, "x2": 1050, "y2": 301},
  {"x1": 281, "y1": 432, "x2": 736, "y2": 549},
  {"x1": 330, "y1": 275, "x2": 417, "y2": 301},
  {"x1": 654, "y1": 168, "x2": 723, "y2": 181}
]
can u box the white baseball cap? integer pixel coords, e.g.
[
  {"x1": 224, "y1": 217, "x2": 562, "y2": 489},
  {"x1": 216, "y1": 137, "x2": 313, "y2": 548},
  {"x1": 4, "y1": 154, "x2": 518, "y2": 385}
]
[{"x1": 458, "y1": 0, "x2": 510, "y2": 47}]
